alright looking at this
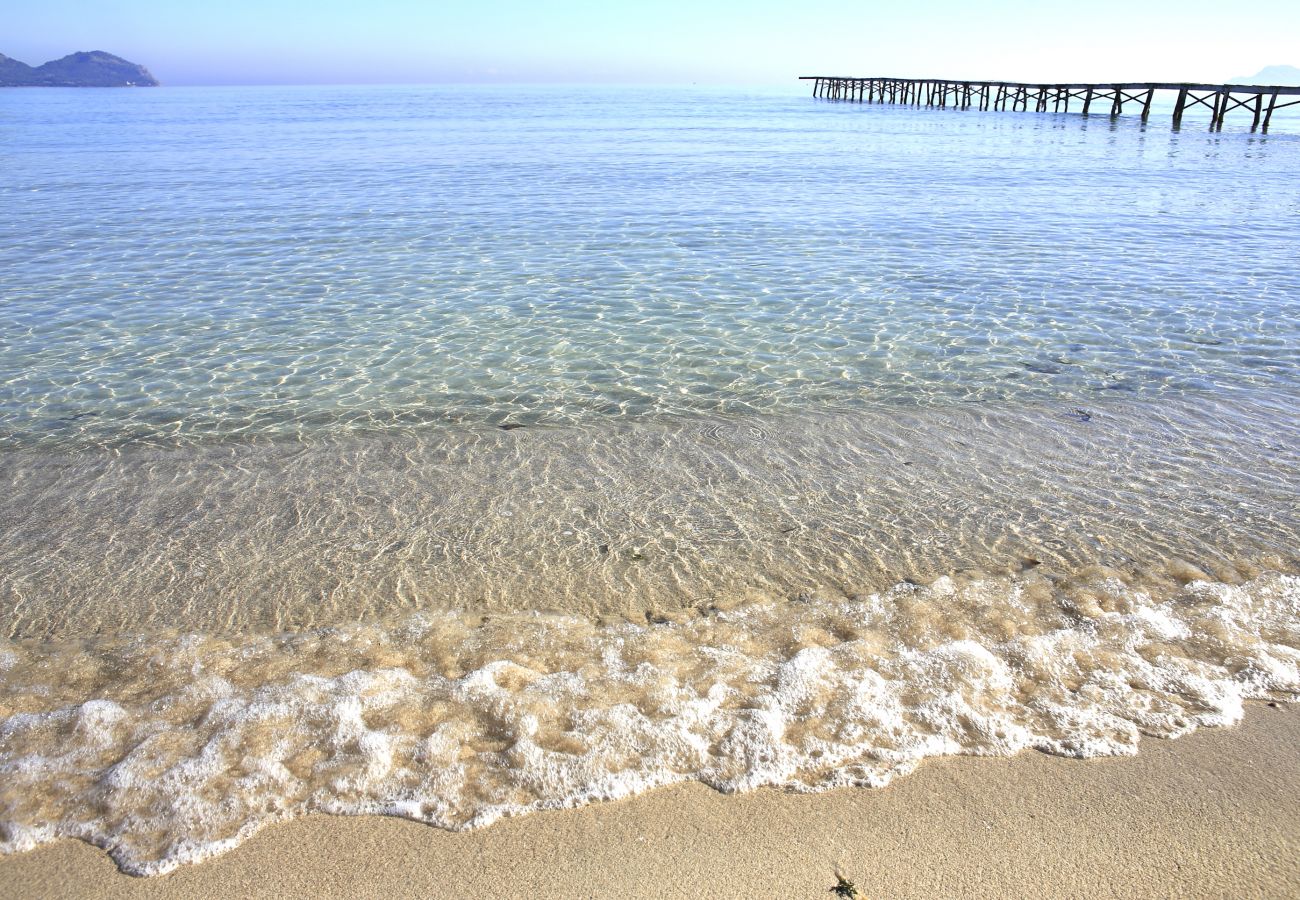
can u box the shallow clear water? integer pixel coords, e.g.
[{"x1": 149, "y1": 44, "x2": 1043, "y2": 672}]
[
  {"x1": 0, "y1": 86, "x2": 1298, "y2": 875},
  {"x1": 3, "y1": 86, "x2": 1298, "y2": 447}
]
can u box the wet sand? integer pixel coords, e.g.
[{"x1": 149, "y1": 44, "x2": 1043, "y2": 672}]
[{"x1": 3, "y1": 702, "x2": 1296, "y2": 899}]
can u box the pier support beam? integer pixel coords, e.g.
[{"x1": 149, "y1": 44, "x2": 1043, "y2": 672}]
[
  {"x1": 797, "y1": 75, "x2": 1300, "y2": 130},
  {"x1": 1263, "y1": 91, "x2": 1279, "y2": 130}
]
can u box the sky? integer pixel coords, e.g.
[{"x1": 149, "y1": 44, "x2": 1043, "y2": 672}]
[{"x1": 5, "y1": 0, "x2": 1298, "y2": 86}]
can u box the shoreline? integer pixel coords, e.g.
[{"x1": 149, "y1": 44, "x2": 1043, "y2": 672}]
[{"x1": 4, "y1": 701, "x2": 1296, "y2": 899}]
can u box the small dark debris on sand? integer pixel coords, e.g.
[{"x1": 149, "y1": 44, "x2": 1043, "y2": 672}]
[{"x1": 830, "y1": 875, "x2": 862, "y2": 898}]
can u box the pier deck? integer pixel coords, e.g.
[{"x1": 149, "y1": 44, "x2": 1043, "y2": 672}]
[{"x1": 799, "y1": 76, "x2": 1300, "y2": 130}]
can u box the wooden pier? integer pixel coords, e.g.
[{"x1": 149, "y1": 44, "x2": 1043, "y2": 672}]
[{"x1": 800, "y1": 76, "x2": 1300, "y2": 131}]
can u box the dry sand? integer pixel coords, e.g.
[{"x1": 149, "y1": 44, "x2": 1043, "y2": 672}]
[{"x1": 2, "y1": 703, "x2": 1297, "y2": 899}]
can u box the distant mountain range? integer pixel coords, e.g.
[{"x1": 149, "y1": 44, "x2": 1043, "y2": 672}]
[
  {"x1": 1228, "y1": 65, "x2": 1300, "y2": 87},
  {"x1": 0, "y1": 51, "x2": 158, "y2": 87}
]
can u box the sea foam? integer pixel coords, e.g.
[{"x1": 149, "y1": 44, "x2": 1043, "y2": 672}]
[{"x1": 1, "y1": 570, "x2": 1297, "y2": 875}]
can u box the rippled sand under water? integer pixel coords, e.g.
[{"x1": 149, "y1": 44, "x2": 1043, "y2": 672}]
[
  {"x1": 2, "y1": 392, "x2": 1297, "y2": 637},
  {"x1": 1, "y1": 391, "x2": 1297, "y2": 874}
]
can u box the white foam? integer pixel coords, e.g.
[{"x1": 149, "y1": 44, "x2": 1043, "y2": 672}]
[{"x1": 0, "y1": 571, "x2": 1297, "y2": 875}]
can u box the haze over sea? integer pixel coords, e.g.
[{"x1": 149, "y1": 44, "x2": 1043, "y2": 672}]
[{"x1": 1, "y1": 85, "x2": 1298, "y2": 875}]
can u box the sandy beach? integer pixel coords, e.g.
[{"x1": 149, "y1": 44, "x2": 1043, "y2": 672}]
[
  {"x1": 3, "y1": 77, "x2": 1299, "y2": 900},
  {"x1": 2, "y1": 701, "x2": 1294, "y2": 899}
]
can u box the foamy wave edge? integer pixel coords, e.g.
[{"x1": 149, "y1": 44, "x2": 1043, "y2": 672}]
[{"x1": 2, "y1": 570, "x2": 1298, "y2": 876}]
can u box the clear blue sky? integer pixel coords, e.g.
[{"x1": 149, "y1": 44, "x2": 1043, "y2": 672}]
[{"x1": 5, "y1": 0, "x2": 1297, "y2": 86}]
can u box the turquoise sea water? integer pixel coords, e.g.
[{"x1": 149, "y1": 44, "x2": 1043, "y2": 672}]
[{"x1": 1, "y1": 86, "x2": 1298, "y2": 875}]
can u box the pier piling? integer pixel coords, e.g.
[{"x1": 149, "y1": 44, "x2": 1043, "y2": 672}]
[{"x1": 801, "y1": 76, "x2": 1300, "y2": 131}]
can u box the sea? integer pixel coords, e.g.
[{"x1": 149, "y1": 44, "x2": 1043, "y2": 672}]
[{"x1": 1, "y1": 84, "x2": 1298, "y2": 875}]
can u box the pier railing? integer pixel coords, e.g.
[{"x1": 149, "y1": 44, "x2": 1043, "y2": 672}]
[{"x1": 799, "y1": 76, "x2": 1300, "y2": 131}]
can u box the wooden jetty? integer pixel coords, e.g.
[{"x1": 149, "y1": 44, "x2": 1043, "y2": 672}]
[{"x1": 799, "y1": 76, "x2": 1300, "y2": 131}]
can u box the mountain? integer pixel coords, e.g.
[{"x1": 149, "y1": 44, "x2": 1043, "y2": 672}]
[
  {"x1": 1228, "y1": 65, "x2": 1300, "y2": 87},
  {"x1": 0, "y1": 53, "x2": 37, "y2": 82},
  {"x1": 0, "y1": 51, "x2": 158, "y2": 87}
]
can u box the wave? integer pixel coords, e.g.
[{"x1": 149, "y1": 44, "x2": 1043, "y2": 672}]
[{"x1": 2, "y1": 569, "x2": 1297, "y2": 875}]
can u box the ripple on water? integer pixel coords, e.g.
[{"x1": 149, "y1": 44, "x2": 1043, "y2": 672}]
[
  {"x1": 0, "y1": 87, "x2": 1298, "y2": 874},
  {"x1": 1, "y1": 88, "x2": 1298, "y2": 450}
]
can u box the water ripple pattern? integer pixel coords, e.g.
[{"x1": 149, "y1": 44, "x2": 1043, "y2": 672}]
[
  {"x1": 1, "y1": 86, "x2": 1298, "y2": 875},
  {"x1": 2, "y1": 86, "x2": 1298, "y2": 448}
]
